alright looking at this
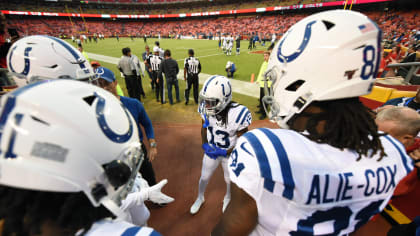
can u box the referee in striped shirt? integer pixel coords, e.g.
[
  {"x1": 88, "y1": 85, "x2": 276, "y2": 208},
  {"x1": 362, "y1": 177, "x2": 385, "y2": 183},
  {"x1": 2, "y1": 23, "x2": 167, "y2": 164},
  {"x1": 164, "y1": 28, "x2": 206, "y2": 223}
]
[
  {"x1": 147, "y1": 48, "x2": 165, "y2": 104},
  {"x1": 184, "y1": 49, "x2": 201, "y2": 105}
]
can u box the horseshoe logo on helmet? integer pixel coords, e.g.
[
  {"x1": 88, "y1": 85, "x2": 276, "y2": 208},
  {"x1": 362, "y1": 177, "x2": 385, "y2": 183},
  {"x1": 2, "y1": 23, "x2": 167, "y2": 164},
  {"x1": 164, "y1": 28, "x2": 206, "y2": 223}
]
[
  {"x1": 8, "y1": 46, "x2": 32, "y2": 76},
  {"x1": 94, "y1": 92, "x2": 133, "y2": 143},
  {"x1": 277, "y1": 20, "x2": 316, "y2": 63}
]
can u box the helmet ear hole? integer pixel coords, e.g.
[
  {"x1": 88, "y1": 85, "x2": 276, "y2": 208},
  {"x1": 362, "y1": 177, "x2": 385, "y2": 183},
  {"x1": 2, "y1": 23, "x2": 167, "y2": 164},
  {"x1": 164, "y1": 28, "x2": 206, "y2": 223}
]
[
  {"x1": 322, "y1": 20, "x2": 335, "y2": 30},
  {"x1": 83, "y1": 95, "x2": 97, "y2": 106},
  {"x1": 285, "y1": 80, "x2": 305, "y2": 91}
]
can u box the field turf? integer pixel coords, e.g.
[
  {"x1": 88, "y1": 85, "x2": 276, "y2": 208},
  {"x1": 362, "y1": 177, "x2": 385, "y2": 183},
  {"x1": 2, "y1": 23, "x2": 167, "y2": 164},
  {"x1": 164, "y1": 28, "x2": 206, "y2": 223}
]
[{"x1": 68, "y1": 37, "x2": 270, "y2": 123}]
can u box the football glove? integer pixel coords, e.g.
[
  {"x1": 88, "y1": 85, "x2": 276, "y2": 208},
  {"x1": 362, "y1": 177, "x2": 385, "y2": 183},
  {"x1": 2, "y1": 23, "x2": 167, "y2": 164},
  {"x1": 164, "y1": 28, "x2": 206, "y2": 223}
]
[
  {"x1": 146, "y1": 179, "x2": 175, "y2": 205},
  {"x1": 120, "y1": 179, "x2": 174, "y2": 211},
  {"x1": 202, "y1": 143, "x2": 227, "y2": 159}
]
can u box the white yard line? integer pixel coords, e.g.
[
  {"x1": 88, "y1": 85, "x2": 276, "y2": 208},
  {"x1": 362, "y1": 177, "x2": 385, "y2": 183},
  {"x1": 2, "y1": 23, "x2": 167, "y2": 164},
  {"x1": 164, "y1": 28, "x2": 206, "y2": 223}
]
[
  {"x1": 87, "y1": 52, "x2": 259, "y2": 98},
  {"x1": 175, "y1": 53, "x2": 224, "y2": 61}
]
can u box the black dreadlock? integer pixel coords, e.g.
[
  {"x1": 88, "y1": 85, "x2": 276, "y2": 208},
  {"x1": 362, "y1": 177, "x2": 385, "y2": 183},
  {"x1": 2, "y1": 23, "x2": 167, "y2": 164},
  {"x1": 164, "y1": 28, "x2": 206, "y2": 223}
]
[
  {"x1": 0, "y1": 186, "x2": 113, "y2": 236},
  {"x1": 216, "y1": 101, "x2": 239, "y2": 127},
  {"x1": 296, "y1": 98, "x2": 386, "y2": 161}
]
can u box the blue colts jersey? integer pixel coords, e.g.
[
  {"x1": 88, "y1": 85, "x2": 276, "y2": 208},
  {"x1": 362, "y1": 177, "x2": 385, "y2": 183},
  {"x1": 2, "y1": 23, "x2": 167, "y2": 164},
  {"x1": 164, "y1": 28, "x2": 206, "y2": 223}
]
[
  {"x1": 85, "y1": 219, "x2": 161, "y2": 236},
  {"x1": 229, "y1": 128, "x2": 413, "y2": 236}
]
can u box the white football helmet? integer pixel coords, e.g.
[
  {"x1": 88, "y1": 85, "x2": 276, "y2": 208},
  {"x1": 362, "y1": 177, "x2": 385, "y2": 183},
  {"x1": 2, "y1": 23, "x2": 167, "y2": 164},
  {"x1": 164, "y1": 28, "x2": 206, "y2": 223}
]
[
  {"x1": 199, "y1": 75, "x2": 232, "y2": 116},
  {"x1": 263, "y1": 10, "x2": 381, "y2": 128},
  {"x1": 7, "y1": 35, "x2": 95, "y2": 84},
  {"x1": 0, "y1": 80, "x2": 143, "y2": 220}
]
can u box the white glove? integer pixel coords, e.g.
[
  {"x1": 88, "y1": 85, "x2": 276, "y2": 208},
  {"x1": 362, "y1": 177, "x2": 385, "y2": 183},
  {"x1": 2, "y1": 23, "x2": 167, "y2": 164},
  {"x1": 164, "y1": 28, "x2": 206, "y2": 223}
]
[
  {"x1": 145, "y1": 179, "x2": 175, "y2": 205},
  {"x1": 120, "y1": 72, "x2": 125, "y2": 78},
  {"x1": 120, "y1": 191, "x2": 147, "y2": 211},
  {"x1": 121, "y1": 179, "x2": 174, "y2": 211},
  {"x1": 131, "y1": 174, "x2": 149, "y2": 192}
]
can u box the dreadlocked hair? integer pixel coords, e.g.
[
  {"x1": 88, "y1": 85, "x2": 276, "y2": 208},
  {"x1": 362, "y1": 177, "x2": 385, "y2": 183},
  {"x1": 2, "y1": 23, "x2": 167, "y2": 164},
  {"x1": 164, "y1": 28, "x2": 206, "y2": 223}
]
[
  {"x1": 301, "y1": 97, "x2": 386, "y2": 161},
  {"x1": 216, "y1": 101, "x2": 239, "y2": 126},
  {"x1": 0, "y1": 186, "x2": 113, "y2": 236}
]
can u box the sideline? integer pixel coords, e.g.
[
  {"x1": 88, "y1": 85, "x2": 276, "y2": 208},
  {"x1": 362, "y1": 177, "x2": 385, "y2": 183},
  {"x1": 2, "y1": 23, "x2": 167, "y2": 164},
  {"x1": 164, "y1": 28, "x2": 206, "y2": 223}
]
[{"x1": 87, "y1": 52, "x2": 260, "y2": 98}]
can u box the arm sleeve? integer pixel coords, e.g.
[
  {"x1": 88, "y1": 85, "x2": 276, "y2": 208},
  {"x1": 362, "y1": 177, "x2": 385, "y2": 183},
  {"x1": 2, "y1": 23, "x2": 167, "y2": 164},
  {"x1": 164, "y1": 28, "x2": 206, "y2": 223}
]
[
  {"x1": 158, "y1": 60, "x2": 164, "y2": 78},
  {"x1": 198, "y1": 61, "x2": 202, "y2": 74},
  {"x1": 138, "y1": 102, "x2": 155, "y2": 139},
  {"x1": 117, "y1": 60, "x2": 122, "y2": 70},
  {"x1": 235, "y1": 106, "x2": 252, "y2": 131},
  {"x1": 175, "y1": 61, "x2": 179, "y2": 75},
  {"x1": 255, "y1": 62, "x2": 266, "y2": 83}
]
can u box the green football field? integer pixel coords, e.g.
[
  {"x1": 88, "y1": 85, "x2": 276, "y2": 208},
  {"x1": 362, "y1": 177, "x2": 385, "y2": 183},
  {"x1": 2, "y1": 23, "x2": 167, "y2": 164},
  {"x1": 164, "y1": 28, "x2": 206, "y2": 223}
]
[{"x1": 68, "y1": 37, "x2": 270, "y2": 123}]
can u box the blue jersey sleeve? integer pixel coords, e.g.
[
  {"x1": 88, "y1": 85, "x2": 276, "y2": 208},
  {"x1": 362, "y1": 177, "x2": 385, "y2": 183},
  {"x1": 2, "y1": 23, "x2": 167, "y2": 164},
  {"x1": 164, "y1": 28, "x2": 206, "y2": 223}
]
[
  {"x1": 137, "y1": 102, "x2": 155, "y2": 140},
  {"x1": 234, "y1": 105, "x2": 252, "y2": 131}
]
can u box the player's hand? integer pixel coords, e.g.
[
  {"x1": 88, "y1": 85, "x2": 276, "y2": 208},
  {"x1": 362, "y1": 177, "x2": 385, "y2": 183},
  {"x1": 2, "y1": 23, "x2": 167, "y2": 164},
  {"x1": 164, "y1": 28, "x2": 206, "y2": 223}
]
[
  {"x1": 147, "y1": 179, "x2": 175, "y2": 204},
  {"x1": 132, "y1": 174, "x2": 149, "y2": 192},
  {"x1": 157, "y1": 79, "x2": 159, "y2": 83},
  {"x1": 202, "y1": 143, "x2": 227, "y2": 159},
  {"x1": 202, "y1": 143, "x2": 218, "y2": 159},
  {"x1": 120, "y1": 191, "x2": 147, "y2": 211},
  {"x1": 409, "y1": 148, "x2": 420, "y2": 168},
  {"x1": 212, "y1": 145, "x2": 227, "y2": 157},
  {"x1": 149, "y1": 146, "x2": 157, "y2": 161}
]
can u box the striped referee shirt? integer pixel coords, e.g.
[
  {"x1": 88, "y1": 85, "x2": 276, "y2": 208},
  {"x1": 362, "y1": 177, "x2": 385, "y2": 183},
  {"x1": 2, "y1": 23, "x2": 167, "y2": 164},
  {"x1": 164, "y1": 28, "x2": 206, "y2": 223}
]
[
  {"x1": 184, "y1": 56, "x2": 201, "y2": 75},
  {"x1": 147, "y1": 55, "x2": 163, "y2": 72}
]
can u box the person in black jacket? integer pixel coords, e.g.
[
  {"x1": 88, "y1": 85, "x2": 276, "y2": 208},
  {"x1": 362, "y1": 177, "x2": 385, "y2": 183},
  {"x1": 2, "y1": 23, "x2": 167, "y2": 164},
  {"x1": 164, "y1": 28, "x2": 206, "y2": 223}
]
[
  {"x1": 159, "y1": 49, "x2": 180, "y2": 105},
  {"x1": 397, "y1": 46, "x2": 418, "y2": 78},
  {"x1": 0, "y1": 12, "x2": 19, "y2": 69}
]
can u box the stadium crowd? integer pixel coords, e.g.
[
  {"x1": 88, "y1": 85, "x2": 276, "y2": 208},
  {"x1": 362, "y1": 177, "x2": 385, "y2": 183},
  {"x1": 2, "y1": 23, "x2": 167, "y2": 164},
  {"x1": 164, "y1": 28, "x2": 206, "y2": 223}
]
[
  {"x1": 5, "y1": 9, "x2": 420, "y2": 43},
  {"x1": 3, "y1": 0, "x2": 327, "y2": 15},
  {"x1": 0, "y1": 2, "x2": 420, "y2": 235}
]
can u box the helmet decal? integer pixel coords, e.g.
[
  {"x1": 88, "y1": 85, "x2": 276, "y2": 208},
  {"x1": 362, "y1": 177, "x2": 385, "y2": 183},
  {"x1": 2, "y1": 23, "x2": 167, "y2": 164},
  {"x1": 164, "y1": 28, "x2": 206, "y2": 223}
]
[
  {"x1": 222, "y1": 82, "x2": 232, "y2": 97},
  {"x1": 8, "y1": 46, "x2": 32, "y2": 76},
  {"x1": 4, "y1": 113, "x2": 23, "y2": 159},
  {"x1": 95, "y1": 92, "x2": 133, "y2": 143},
  {"x1": 203, "y1": 75, "x2": 217, "y2": 94},
  {"x1": 277, "y1": 20, "x2": 316, "y2": 63},
  {"x1": 43, "y1": 35, "x2": 86, "y2": 69},
  {"x1": 0, "y1": 81, "x2": 46, "y2": 147}
]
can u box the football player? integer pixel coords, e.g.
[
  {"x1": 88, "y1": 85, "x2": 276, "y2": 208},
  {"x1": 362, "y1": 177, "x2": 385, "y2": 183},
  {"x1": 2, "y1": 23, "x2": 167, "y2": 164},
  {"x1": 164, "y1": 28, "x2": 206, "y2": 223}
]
[
  {"x1": 222, "y1": 34, "x2": 227, "y2": 54},
  {"x1": 0, "y1": 80, "x2": 161, "y2": 235},
  {"x1": 227, "y1": 35, "x2": 234, "y2": 56},
  {"x1": 7, "y1": 35, "x2": 95, "y2": 85},
  {"x1": 212, "y1": 10, "x2": 414, "y2": 235},
  {"x1": 190, "y1": 75, "x2": 252, "y2": 214}
]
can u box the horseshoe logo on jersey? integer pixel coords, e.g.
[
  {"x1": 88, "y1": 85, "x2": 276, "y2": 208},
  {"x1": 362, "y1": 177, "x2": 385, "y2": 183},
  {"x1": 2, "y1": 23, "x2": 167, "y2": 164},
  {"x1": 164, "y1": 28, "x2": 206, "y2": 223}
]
[{"x1": 277, "y1": 20, "x2": 316, "y2": 63}]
